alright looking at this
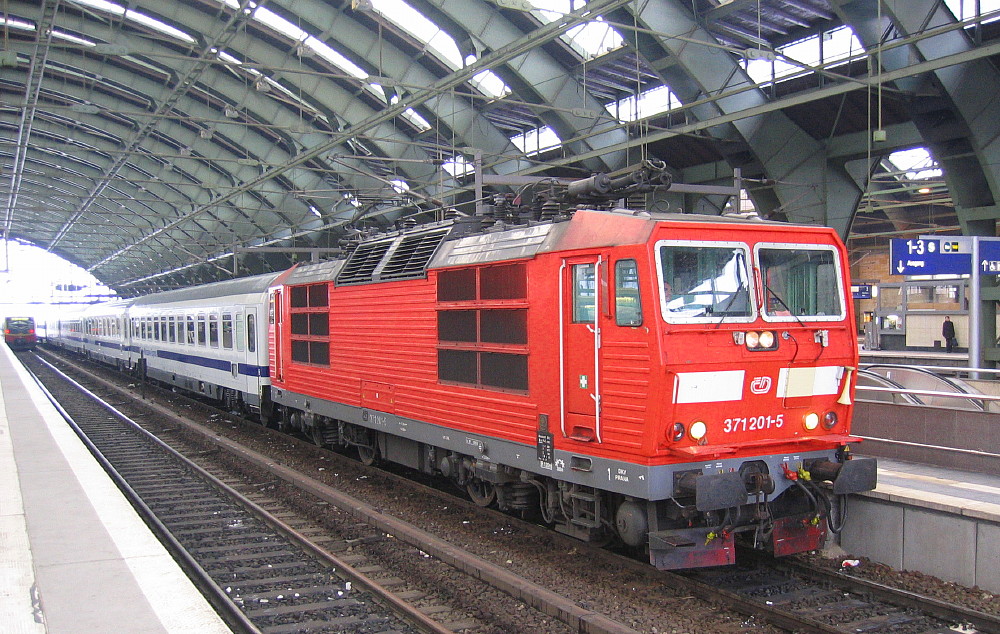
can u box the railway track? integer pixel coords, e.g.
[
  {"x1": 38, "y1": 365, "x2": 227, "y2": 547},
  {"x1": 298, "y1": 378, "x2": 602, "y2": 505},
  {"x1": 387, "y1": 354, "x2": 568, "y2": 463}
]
[
  {"x1": 679, "y1": 555, "x2": 999, "y2": 634},
  {"x1": 22, "y1": 352, "x2": 455, "y2": 634},
  {"x1": 22, "y1": 350, "x2": 635, "y2": 634},
  {"x1": 25, "y1": 348, "x2": 1000, "y2": 634}
]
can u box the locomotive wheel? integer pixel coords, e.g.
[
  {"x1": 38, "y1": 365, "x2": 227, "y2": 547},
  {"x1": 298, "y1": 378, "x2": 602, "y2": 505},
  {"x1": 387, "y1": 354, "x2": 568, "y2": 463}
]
[
  {"x1": 311, "y1": 422, "x2": 326, "y2": 448},
  {"x1": 466, "y1": 479, "x2": 496, "y2": 507},
  {"x1": 358, "y1": 443, "x2": 378, "y2": 466}
]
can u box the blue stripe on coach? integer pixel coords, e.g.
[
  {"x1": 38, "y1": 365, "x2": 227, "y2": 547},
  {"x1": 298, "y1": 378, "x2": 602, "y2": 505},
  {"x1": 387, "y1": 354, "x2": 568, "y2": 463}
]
[{"x1": 155, "y1": 349, "x2": 269, "y2": 378}]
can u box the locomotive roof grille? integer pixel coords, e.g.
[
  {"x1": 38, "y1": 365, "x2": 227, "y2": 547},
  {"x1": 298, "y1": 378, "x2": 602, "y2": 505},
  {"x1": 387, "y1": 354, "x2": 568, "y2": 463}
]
[
  {"x1": 380, "y1": 229, "x2": 450, "y2": 280},
  {"x1": 337, "y1": 227, "x2": 451, "y2": 285},
  {"x1": 336, "y1": 240, "x2": 394, "y2": 284}
]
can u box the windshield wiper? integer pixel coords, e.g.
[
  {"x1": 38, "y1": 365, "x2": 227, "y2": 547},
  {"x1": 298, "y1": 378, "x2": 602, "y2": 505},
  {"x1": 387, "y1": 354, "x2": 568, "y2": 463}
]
[
  {"x1": 713, "y1": 284, "x2": 748, "y2": 328},
  {"x1": 765, "y1": 286, "x2": 806, "y2": 326}
]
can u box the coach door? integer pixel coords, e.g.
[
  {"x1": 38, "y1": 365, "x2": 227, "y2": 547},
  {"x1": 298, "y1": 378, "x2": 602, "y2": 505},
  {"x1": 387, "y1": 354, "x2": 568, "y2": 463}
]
[
  {"x1": 561, "y1": 255, "x2": 606, "y2": 443},
  {"x1": 270, "y1": 289, "x2": 284, "y2": 382}
]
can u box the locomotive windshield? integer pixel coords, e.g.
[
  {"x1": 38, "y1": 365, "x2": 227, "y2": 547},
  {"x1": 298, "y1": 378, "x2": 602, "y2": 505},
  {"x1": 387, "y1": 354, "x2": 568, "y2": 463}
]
[
  {"x1": 656, "y1": 242, "x2": 753, "y2": 323},
  {"x1": 756, "y1": 244, "x2": 845, "y2": 321}
]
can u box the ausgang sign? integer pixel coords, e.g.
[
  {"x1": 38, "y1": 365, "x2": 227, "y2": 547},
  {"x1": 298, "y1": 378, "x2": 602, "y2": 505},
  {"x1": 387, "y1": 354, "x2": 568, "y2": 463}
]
[{"x1": 889, "y1": 238, "x2": 971, "y2": 275}]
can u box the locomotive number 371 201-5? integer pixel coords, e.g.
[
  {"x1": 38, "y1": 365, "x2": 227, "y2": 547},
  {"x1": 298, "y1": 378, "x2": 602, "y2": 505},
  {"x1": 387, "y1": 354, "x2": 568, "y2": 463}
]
[{"x1": 723, "y1": 414, "x2": 784, "y2": 433}]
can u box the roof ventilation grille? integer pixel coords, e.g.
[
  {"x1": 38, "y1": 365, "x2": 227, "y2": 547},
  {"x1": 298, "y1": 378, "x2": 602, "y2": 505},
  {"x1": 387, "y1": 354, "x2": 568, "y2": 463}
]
[
  {"x1": 379, "y1": 229, "x2": 450, "y2": 280},
  {"x1": 336, "y1": 239, "x2": 393, "y2": 285}
]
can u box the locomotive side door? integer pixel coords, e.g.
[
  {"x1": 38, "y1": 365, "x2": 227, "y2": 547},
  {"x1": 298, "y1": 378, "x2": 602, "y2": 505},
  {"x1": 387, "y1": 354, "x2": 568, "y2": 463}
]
[{"x1": 561, "y1": 254, "x2": 606, "y2": 442}]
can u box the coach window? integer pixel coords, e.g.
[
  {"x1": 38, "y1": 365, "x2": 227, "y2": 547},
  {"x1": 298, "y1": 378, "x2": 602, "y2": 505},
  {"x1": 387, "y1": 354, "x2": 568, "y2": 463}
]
[
  {"x1": 186, "y1": 316, "x2": 196, "y2": 345},
  {"x1": 615, "y1": 260, "x2": 643, "y2": 326},
  {"x1": 197, "y1": 314, "x2": 207, "y2": 346},
  {"x1": 209, "y1": 314, "x2": 219, "y2": 348},
  {"x1": 169, "y1": 317, "x2": 176, "y2": 343},
  {"x1": 247, "y1": 314, "x2": 256, "y2": 353},
  {"x1": 222, "y1": 313, "x2": 233, "y2": 349}
]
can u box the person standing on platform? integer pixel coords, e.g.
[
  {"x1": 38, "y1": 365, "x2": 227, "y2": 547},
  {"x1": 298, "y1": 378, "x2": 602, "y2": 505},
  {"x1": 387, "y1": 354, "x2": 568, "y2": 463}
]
[{"x1": 943, "y1": 315, "x2": 957, "y2": 353}]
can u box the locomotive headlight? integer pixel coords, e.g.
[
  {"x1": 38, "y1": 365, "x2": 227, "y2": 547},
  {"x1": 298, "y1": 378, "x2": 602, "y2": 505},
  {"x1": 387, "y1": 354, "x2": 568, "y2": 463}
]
[
  {"x1": 758, "y1": 331, "x2": 775, "y2": 348},
  {"x1": 745, "y1": 331, "x2": 760, "y2": 348},
  {"x1": 823, "y1": 411, "x2": 838, "y2": 430},
  {"x1": 804, "y1": 412, "x2": 820, "y2": 431},
  {"x1": 671, "y1": 422, "x2": 685, "y2": 442},
  {"x1": 689, "y1": 421, "x2": 707, "y2": 440}
]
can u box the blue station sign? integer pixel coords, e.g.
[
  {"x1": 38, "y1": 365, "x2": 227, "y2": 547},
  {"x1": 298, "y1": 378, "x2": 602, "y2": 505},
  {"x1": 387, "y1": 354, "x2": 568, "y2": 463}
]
[
  {"x1": 889, "y1": 238, "x2": 971, "y2": 276},
  {"x1": 978, "y1": 239, "x2": 1000, "y2": 274}
]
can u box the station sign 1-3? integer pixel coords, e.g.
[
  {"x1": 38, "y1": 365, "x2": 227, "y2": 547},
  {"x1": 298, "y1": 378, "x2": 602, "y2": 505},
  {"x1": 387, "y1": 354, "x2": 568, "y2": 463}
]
[{"x1": 889, "y1": 238, "x2": 971, "y2": 276}]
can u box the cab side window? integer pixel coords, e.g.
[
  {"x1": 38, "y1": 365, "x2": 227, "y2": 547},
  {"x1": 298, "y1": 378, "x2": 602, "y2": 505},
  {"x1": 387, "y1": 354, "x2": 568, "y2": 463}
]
[
  {"x1": 615, "y1": 259, "x2": 643, "y2": 326},
  {"x1": 572, "y1": 264, "x2": 596, "y2": 323}
]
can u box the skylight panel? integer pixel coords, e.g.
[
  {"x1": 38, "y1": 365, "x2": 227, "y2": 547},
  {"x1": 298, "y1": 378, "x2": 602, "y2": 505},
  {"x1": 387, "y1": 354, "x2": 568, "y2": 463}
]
[
  {"x1": 390, "y1": 179, "x2": 410, "y2": 193},
  {"x1": 607, "y1": 85, "x2": 679, "y2": 122},
  {"x1": 745, "y1": 27, "x2": 864, "y2": 84},
  {"x1": 522, "y1": 0, "x2": 624, "y2": 59},
  {"x1": 305, "y1": 38, "x2": 369, "y2": 80},
  {"x1": 889, "y1": 148, "x2": 942, "y2": 180},
  {"x1": 466, "y1": 57, "x2": 511, "y2": 99},
  {"x1": 253, "y1": 6, "x2": 307, "y2": 41},
  {"x1": 68, "y1": 0, "x2": 195, "y2": 44},
  {"x1": 442, "y1": 156, "x2": 472, "y2": 177},
  {"x1": 511, "y1": 126, "x2": 561, "y2": 155},
  {"x1": 68, "y1": 0, "x2": 125, "y2": 17},
  {"x1": 945, "y1": 0, "x2": 1000, "y2": 21},
  {"x1": 372, "y1": 0, "x2": 511, "y2": 99},
  {"x1": 55, "y1": 31, "x2": 96, "y2": 47},
  {"x1": 1, "y1": 16, "x2": 36, "y2": 31},
  {"x1": 126, "y1": 11, "x2": 196, "y2": 43},
  {"x1": 402, "y1": 107, "x2": 432, "y2": 132}
]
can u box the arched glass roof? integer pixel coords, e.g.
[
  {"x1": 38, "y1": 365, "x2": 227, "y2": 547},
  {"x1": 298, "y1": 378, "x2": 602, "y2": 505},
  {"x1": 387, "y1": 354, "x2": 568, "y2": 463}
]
[{"x1": 3, "y1": 0, "x2": 1000, "y2": 294}]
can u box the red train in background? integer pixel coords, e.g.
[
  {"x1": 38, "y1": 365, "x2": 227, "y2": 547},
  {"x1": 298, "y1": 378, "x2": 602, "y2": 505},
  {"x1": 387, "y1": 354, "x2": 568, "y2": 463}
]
[
  {"x1": 4, "y1": 316, "x2": 38, "y2": 351},
  {"x1": 265, "y1": 168, "x2": 878, "y2": 569}
]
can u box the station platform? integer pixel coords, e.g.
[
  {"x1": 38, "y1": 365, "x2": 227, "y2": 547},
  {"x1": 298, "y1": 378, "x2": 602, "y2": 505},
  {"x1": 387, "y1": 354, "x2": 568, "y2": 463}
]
[
  {"x1": 860, "y1": 348, "x2": 970, "y2": 368},
  {"x1": 0, "y1": 344, "x2": 231, "y2": 633},
  {"x1": 840, "y1": 456, "x2": 1000, "y2": 594}
]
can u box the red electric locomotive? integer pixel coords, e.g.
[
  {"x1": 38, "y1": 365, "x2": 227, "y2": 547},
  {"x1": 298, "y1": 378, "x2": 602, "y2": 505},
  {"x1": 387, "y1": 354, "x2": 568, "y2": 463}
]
[
  {"x1": 266, "y1": 175, "x2": 876, "y2": 570},
  {"x1": 4, "y1": 316, "x2": 38, "y2": 351}
]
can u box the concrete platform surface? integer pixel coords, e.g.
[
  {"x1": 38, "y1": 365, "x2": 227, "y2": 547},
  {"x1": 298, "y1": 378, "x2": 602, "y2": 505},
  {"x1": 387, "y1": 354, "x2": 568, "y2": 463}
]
[{"x1": 0, "y1": 343, "x2": 232, "y2": 633}]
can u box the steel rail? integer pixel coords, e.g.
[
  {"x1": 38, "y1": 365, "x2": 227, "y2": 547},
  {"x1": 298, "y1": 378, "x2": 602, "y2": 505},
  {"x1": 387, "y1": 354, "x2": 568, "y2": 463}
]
[
  {"x1": 765, "y1": 555, "x2": 1000, "y2": 634},
  {"x1": 22, "y1": 353, "x2": 261, "y2": 634},
  {"x1": 34, "y1": 347, "x2": 643, "y2": 634},
  {"x1": 27, "y1": 352, "x2": 451, "y2": 634}
]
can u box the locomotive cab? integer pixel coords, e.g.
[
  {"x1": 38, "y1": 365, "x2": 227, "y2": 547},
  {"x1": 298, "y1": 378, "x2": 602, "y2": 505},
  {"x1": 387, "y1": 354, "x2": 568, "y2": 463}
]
[
  {"x1": 4, "y1": 316, "x2": 38, "y2": 351},
  {"x1": 633, "y1": 219, "x2": 875, "y2": 567}
]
